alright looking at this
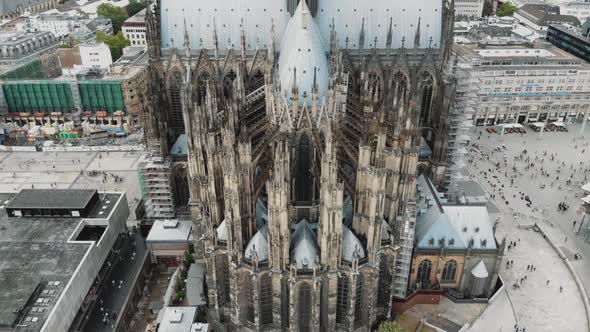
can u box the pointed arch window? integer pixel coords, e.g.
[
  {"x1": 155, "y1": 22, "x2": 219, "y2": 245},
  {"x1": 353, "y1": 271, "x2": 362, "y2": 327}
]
[
  {"x1": 259, "y1": 274, "x2": 273, "y2": 325},
  {"x1": 248, "y1": 69, "x2": 265, "y2": 93},
  {"x1": 298, "y1": 283, "x2": 312, "y2": 332},
  {"x1": 169, "y1": 70, "x2": 185, "y2": 135},
  {"x1": 354, "y1": 274, "x2": 363, "y2": 323},
  {"x1": 367, "y1": 71, "x2": 382, "y2": 101},
  {"x1": 196, "y1": 72, "x2": 210, "y2": 106},
  {"x1": 336, "y1": 275, "x2": 349, "y2": 325},
  {"x1": 419, "y1": 71, "x2": 434, "y2": 125},
  {"x1": 377, "y1": 254, "x2": 393, "y2": 308},
  {"x1": 392, "y1": 71, "x2": 408, "y2": 113},
  {"x1": 417, "y1": 259, "x2": 432, "y2": 285},
  {"x1": 441, "y1": 260, "x2": 458, "y2": 282},
  {"x1": 223, "y1": 69, "x2": 237, "y2": 99},
  {"x1": 215, "y1": 255, "x2": 230, "y2": 307},
  {"x1": 240, "y1": 274, "x2": 254, "y2": 324}
]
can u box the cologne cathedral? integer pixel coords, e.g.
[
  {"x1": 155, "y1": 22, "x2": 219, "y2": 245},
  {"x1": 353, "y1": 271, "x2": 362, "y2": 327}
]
[{"x1": 142, "y1": 0, "x2": 456, "y2": 330}]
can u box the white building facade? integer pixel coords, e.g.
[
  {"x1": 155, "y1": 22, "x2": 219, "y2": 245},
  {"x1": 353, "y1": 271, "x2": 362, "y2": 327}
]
[
  {"x1": 78, "y1": 43, "x2": 112, "y2": 70},
  {"x1": 456, "y1": 43, "x2": 590, "y2": 126},
  {"x1": 455, "y1": 0, "x2": 485, "y2": 19},
  {"x1": 122, "y1": 9, "x2": 146, "y2": 47}
]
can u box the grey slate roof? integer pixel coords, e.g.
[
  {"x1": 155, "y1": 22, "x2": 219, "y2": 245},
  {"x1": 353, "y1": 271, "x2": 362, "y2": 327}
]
[
  {"x1": 0, "y1": 0, "x2": 47, "y2": 15},
  {"x1": 415, "y1": 175, "x2": 496, "y2": 251}
]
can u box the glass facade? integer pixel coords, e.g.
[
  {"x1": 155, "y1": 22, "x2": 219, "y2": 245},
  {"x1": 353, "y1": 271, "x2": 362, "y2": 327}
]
[{"x1": 546, "y1": 25, "x2": 590, "y2": 63}]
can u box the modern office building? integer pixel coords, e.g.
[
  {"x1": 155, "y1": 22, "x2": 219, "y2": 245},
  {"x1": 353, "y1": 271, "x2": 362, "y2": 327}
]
[
  {"x1": 547, "y1": 24, "x2": 590, "y2": 63},
  {"x1": 455, "y1": 41, "x2": 590, "y2": 126},
  {"x1": 0, "y1": 189, "x2": 141, "y2": 332}
]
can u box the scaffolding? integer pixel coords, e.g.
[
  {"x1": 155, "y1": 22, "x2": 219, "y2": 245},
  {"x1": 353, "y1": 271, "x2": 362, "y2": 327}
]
[
  {"x1": 78, "y1": 81, "x2": 125, "y2": 113},
  {"x1": 2, "y1": 81, "x2": 76, "y2": 113},
  {"x1": 139, "y1": 146, "x2": 175, "y2": 220},
  {"x1": 444, "y1": 55, "x2": 479, "y2": 188},
  {"x1": 392, "y1": 200, "x2": 417, "y2": 299}
]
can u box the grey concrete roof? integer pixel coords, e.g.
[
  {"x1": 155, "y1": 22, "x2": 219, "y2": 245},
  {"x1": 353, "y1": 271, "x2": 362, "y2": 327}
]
[
  {"x1": 6, "y1": 189, "x2": 97, "y2": 210},
  {"x1": 0, "y1": 194, "x2": 87, "y2": 329},
  {"x1": 157, "y1": 307, "x2": 197, "y2": 332},
  {"x1": 146, "y1": 219, "x2": 193, "y2": 243},
  {"x1": 0, "y1": 191, "x2": 122, "y2": 330}
]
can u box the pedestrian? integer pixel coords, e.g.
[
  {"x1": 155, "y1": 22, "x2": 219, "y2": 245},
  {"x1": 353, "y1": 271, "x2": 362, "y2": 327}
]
[
  {"x1": 547, "y1": 280, "x2": 550, "y2": 285},
  {"x1": 527, "y1": 264, "x2": 530, "y2": 271},
  {"x1": 565, "y1": 237, "x2": 568, "y2": 243},
  {"x1": 560, "y1": 286, "x2": 563, "y2": 293}
]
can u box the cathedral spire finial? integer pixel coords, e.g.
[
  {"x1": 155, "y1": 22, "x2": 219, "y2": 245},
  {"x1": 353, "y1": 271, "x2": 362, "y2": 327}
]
[
  {"x1": 414, "y1": 17, "x2": 421, "y2": 49},
  {"x1": 386, "y1": 17, "x2": 393, "y2": 49},
  {"x1": 359, "y1": 17, "x2": 365, "y2": 49},
  {"x1": 292, "y1": 67, "x2": 298, "y2": 99},
  {"x1": 312, "y1": 67, "x2": 318, "y2": 94},
  {"x1": 183, "y1": 17, "x2": 190, "y2": 56},
  {"x1": 240, "y1": 18, "x2": 246, "y2": 59},
  {"x1": 213, "y1": 17, "x2": 219, "y2": 59}
]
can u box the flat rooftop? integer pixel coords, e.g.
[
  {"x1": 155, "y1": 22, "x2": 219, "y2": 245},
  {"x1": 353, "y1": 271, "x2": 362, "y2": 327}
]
[
  {"x1": 454, "y1": 42, "x2": 590, "y2": 65},
  {"x1": 6, "y1": 189, "x2": 97, "y2": 210},
  {"x1": 0, "y1": 191, "x2": 122, "y2": 330}
]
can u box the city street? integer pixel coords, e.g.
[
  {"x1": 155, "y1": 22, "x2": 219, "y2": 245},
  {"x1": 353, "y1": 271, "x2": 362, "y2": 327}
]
[{"x1": 464, "y1": 123, "x2": 590, "y2": 331}]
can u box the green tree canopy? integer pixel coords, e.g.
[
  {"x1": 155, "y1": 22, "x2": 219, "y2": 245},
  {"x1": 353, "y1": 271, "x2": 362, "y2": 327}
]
[
  {"x1": 497, "y1": 1, "x2": 519, "y2": 17},
  {"x1": 97, "y1": 31, "x2": 130, "y2": 61},
  {"x1": 378, "y1": 320, "x2": 409, "y2": 332},
  {"x1": 97, "y1": 3, "x2": 128, "y2": 33},
  {"x1": 127, "y1": 0, "x2": 146, "y2": 17}
]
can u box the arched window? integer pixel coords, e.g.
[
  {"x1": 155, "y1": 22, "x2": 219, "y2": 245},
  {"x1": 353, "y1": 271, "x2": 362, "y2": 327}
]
[
  {"x1": 215, "y1": 255, "x2": 230, "y2": 307},
  {"x1": 168, "y1": 70, "x2": 185, "y2": 135},
  {"x1": 392, "y1": 71, "x2": 408, "y2": 113},
  {"x1": 223, "y1": 69, "x2": 237, "y2": 99},
  {"x1": 173, "y1": 167, "x2": 189, "y2": 208},
  {"x1": 367, "y1": 71, "x2": 381, "y2": 101},
  {"x1": 298, "y1": 283, "x2": 312, "y2": 332},
  {"x1": 419, "y1": 72, "x2": 434, "y2": 125},
  {"x1": 295, "y1": 133, "x2": 312, "y2": 201},
  {"x1": 336, "y1": 275, "x2": 349, "y2": 325},
  {"x1": 240, "y1": 274, "x2": 254, "y2": 324},
  {"x1": 248, "y1": 69, "x2": 265, "y2": 93},
  {"x1": 417, "y1": 259, "x2": 432, "y2": 285},
  {"x1": 377, "y1": 254, "x2": 392, "y2": 308},
  {"x1": 354, "y1": 274, "x2": 363, "y2": 323},
  {"x1": 259, "y1": 274, "x2": 273, "y2": 325},
  {"x1": 196, "y1": 72, "x2": 210, "y2": 106},
  {"x1": 441, "y1": 260, "x2": 458, "y2": 282}
]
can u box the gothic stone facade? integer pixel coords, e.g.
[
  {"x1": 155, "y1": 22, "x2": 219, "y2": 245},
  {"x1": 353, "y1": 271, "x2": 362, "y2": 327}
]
[{"x1": 143, "y1": 0, "x2": 457, "y2": 331}]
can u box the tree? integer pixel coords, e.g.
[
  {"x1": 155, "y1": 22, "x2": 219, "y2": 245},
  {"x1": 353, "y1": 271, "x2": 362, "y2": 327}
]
[
  {"x1": 97, "y1": 31, "x2": 130, "y2": 61},
  {"x1": 97, "y1": 3, "x2": 128, "y2": 33},
  {"x1": 127, "y1": 0, "x2": 146, "y2": 17},
  {"x1": 482, "y1": 0, "x2": 493, "y2": 17},
  {"x1": 378, "y1": 321, "x2": 408, "y2": 332},
  {"x1": 497, "y1": 1, "x2": 519, "y2": 17}
]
